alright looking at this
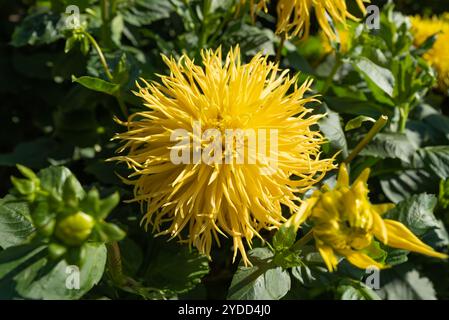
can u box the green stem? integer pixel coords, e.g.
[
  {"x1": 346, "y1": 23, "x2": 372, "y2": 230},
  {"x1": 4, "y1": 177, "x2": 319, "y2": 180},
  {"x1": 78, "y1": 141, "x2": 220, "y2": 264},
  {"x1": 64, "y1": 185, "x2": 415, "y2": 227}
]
[
  {"x1": 107, "y1": 241, "x2": 125, "y2": 286},
  {"x1": 227, "y1": 259, "x2": 275, "y2": 297},
  {"x1": 83, "y1": 31, "x2": 128, "y2": 118},
  {"x1": 344, "y1": 115, "x2": 389, "y2": 163},
  {"x1": 399, "y1": 104, "x2": 410, "y2": 133},
  {"x1": 275, "y1": 34, "x2": 287, "y2": 64},
  {"x1": 198, "y1": 0, "x2": 212, "y2": 50},
  {"x1": 321, "y1": 56, "x2": 342, "y2": 94},
  {"x1": 290, "y1": 230, "x2": 314, "y2": 252},
  {"x1": 116, "y1": 92, "x2": 128, "y2": 118},
  {"x1": 83, "y1": 32, "x2": 113, "y2": 81},
  {"x1": 100, "y1": 0, "x2": 112, "y2": 48}
]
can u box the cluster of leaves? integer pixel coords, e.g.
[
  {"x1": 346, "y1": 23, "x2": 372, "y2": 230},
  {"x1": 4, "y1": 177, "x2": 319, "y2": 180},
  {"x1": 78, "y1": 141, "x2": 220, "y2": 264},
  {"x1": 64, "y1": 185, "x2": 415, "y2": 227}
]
[{"x1": 1, "y1": 0, "x2": 449, "y2": 300}]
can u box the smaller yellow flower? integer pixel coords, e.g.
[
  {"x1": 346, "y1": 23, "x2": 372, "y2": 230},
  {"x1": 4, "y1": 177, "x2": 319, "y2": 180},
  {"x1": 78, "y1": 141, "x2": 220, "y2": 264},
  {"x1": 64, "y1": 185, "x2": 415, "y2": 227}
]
[
  {"x1": 298, "y1": 164, "x2": 447, "y2": 271},
  {"x1": 276, "y1": 0, "x2": 368, "y2": 40},
  {"x1": 410, "y1": 15, "x2": 449, "y2": 93}
]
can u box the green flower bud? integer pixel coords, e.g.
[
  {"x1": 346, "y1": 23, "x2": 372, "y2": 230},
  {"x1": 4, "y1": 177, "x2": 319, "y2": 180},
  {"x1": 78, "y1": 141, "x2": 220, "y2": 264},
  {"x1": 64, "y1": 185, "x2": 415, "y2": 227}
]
[{"x1": 55, "y1": 211, "x2": 95, "y2": 246}]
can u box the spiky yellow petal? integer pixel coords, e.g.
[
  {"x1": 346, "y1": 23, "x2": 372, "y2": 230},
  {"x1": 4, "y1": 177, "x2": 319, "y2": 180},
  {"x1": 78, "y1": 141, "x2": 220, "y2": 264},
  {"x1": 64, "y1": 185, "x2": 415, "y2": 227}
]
[
  {"x1": 316, "y1": 241, "x2": 339, "y2": 272},
  {"x1": 339, "y1": 249, "x2": 386, "y2": 270},
  {"x1": 112, "y1": 46, "x2": 335, "y2": 265},
  {"x1": 382, "y1": 219, "x2": 448, "y2": 259}
]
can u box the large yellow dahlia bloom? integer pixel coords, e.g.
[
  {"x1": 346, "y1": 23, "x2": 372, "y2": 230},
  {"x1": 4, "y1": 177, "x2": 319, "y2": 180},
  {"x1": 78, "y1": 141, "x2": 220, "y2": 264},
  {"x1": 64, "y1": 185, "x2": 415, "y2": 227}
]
[
  {"x1": 298, "y1": 164, "x2": 447, "y2": 271},
  {"x1": 411, "y1": 15, "x2": 449, "y2": 93},
  {"x1": 243, "y1": 0, "x2": 368, "y2": 40},
  {"x1": 112, "y1": 46, "x2": 335, "y2": 265}
]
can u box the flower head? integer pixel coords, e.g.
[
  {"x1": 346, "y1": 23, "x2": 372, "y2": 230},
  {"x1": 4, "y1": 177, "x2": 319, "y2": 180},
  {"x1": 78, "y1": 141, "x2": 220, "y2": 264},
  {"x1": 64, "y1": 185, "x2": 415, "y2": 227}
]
[
  {"x1": 411, "y1": 15, "x2": 449, "y2": 93},
  {"x1": 112, "y1": 46, "x2": 335, "y2": 265},
  {"x1": 303, "y1": 164, "x2": 447, "y2": 271},
  {"x1": 276, "y1": 0, "x2": 368, "y2": 40}
]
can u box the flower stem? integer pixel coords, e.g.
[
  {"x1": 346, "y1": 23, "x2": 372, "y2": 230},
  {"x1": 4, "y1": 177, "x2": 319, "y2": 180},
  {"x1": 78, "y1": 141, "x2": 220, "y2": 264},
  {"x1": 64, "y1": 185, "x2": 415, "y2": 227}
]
[
  {"x1": 290, "y1": 230, "x2": 314, "y2": 252},
  {"x1": 107, "y1": 241, "x2": 125, "y2": 286},
  {"x1": 344, "y1": 115, "x2": 389, "y2": 163},
  {"x1": 83, "y1": 31, "x2": 113, "y2": 81},
  {"x1": 100, "y1": 0, "x2": 114, "y2": 48},
  {"x1": 399, "y1": 104, "x2": 410, "y2": 133},
  {"x1": 198, "y1": 0, "x2": 212, "y2": 50},
  {"x1": 275, "y1": 33, "x2": 286, "y2": 64},
  {"x1": 82, "y1": 31, "x2": 128, "y2": 118}
]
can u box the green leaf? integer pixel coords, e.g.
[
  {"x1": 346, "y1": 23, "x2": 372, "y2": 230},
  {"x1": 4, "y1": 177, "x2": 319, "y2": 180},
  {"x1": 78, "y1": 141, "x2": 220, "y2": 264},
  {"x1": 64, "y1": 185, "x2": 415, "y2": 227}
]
[
  {"x1": 227, "y1": 248, "x2": 291, "y2": 300},
  {"x1": 11, "y1": 12, "x2": 62, "y2": 47},
  {"x1": 380, "y1": 168, "x2": 438, "y2": 203},
  {"x1": 384, "y1": 193, "x2": 440, "y2": 237},
  {"x1": 352, "y1": 57, "x2": 395, "y2": 99},
  {"x1": 144, "y1": 240, "x2": 209, "y2": 294},
  {"x1": 14, "y1": 243, "x2": 107, "y2": 299},
  {"x1": 0, "y1": 244, "x2": 46, "y2": 282},
  {"x1": 0, "y1": 198, "x2": 34, "y2": 249},
  {"x1": 416, "y1": 146, "x2": 449, "y2": 180},
  {"x1": 378, "y1": 264, "x2": 436, "y2": 300},
  {"x1": 95, "y1": 222, "x2": 126, "y2": 242},
  {"x1": 384, "y1": 193, "x2": 448, "y2": 248},
  {"x1": 72, "y1": 76, "x2": 119, "y2": 95},
  {"x1": 272, "y1": 225, "x2": 296, "y2": 252},
  {"x1": 38, "y1": 166, "x2": 85, "y2": 202},
  {"x1": 119, "y1": 0, "x2": 174, "y2": 27},
  {"x1": 318, "y1": 105, "x2": 348, "y2": 158},
  {"x1": 119, "y1": 238, "x2": 143, "y2": 277},
  {"x1": 360, "y1": 133, "x2": 417, "y2": 164},
  {"x1": 0, "y1": 138, "x2": 69, "y2": 169},
  {"x1": 336, "y1": 280, "x2": 381, "y2": 300},
  {"x1": 345, "y1": 116, "x2": 376, "y2": 131},
  {"x1": 97, "y1": 192, "x2": 120, "y2": 220}
]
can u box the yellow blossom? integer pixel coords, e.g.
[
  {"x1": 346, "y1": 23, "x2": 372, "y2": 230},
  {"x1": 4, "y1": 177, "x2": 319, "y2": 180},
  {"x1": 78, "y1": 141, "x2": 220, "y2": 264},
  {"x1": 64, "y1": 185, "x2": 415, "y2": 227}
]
[
  {"x1": 111, "y1": 46, "x2": 335, "y2": 265},
  {"x1": 276, "y1": 0, "x2": 368, "y2": 40},
  {"x1": 241, "y1": 0, "x2": 368, "y2": 40},
  {"x1": 410, "y1": 15, "x2": 449, "y2": 93},
  {"x1": 298, "y1": 164, "x2": 447, "y2": 271}
]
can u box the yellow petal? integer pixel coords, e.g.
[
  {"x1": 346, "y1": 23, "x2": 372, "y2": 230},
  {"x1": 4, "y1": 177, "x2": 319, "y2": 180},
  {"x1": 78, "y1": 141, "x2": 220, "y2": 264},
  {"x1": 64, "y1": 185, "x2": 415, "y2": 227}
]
[
  {"x1": 372, "y1": 203, "x2": 395, "y2": 215},
  {"x1": 337, "y1": 163, "x2": 349, "y2": 187},
  {"x1": 316, "y1": 241, "x2": 339, "y2": 272},
  {"x1": 383, "y1": 219, "x2": 448, "y2": 259},
  {"x1": 372, "y1": 212, "x2": 388, "y2": 244},
  {"x1": 339, "y1": 249, "x2": 387, "y2": 270},
  {"x1": 285, "y1": 196, "x2": 318, "y2": 231},
  {"x1": 353, "y1": 167, "x2": 371, "y2": 185}
]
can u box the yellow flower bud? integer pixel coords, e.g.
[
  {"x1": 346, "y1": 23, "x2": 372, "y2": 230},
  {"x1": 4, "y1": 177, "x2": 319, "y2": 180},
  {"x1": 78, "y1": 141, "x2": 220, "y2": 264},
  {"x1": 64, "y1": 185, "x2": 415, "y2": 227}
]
[{"x1": 55, "y1": 212, "x2": 95, "y2": 246}]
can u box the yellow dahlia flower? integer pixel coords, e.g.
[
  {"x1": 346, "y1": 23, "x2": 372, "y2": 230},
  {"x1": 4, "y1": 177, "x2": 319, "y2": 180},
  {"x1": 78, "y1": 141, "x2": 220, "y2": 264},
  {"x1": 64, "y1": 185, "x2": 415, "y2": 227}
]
[
  {"x1": 112, "y1": 46, "x2": 335, "y2": 265},
  {"x1": 276, "y1": 0, "x2": 368, "y2": 40},
  {"x1": 411, "y1": 15, "x2": 449, "y2": 92},
  {"x1": 299, "y1": 164, "x2": 447, "y2": 271}
]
